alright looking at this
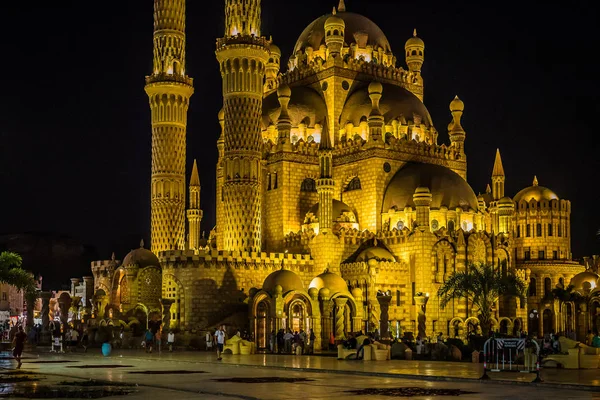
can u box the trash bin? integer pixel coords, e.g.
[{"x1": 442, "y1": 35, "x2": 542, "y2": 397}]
[
  {"x1": 102, "y1": 342, "x2": 112, "y2": 357},
  {"x1": 405, "y1": 349, "x2": 413, "y2": 360},
  {"x1": 471, "y1": 350, "x2": 480, "y2": 363}
]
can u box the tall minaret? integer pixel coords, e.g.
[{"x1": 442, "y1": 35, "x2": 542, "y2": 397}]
[
  {"x1": 216, "y1": 0, "x2": 270, "y2": 253},
  {"x1": 448, "y1": 96, "x2": 466, "y2": 155},
  {"x1": 316, "y1": 123, "x2": 334, "y2": 234},
  {"x1": 491, "y1": 148, "x2": 505, "y2": 200},
  {"x1": 187, "y1": 159, "x2": 202, "y2": 251},
  {"x1": 145, "y1": 0, "x2": 194, "y2": 253}
]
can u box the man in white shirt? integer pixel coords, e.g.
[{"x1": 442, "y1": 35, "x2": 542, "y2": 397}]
[
  {"x1": 167, "y1": 330, "x2": 175, "y2": 352},
  {"x1": 214, "y1": 325, "x2": 226, "y2": 360}
]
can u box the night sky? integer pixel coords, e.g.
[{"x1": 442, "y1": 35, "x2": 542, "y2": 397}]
[{"x1": 1, "y1": 0, "x2": 598, "y2": 287}]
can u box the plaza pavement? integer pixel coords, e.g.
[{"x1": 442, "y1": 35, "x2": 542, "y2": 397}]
[
  {"x1": 23, "y1": 347, "x2": 600, "y2": 389},
  {"x1": 2, "y1": 349, "x2": 599, "y2": 400}
]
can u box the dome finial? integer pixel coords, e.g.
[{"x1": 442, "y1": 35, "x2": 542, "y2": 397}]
[
  {"x1": 111, "y1": 252, "x2": 116, "y2": 261},
  {"x1": 140, "y1": 239, "x2": 145, "y2": 248},
  {"x1": 533, "y1": 175, "x2": 539, "y2": 186},
  {"x1": 338, "y1": 0, "x2": 346, "y2": 12},
  {"x1": 486, "y1": 183, "x2": 491, "y2": 194},
  {"x1": 413, "y1": 28, "x2": 418, "y2": 37},
  {"x1": 332, "y1": 6, "x2": 336, "y2": 15}
]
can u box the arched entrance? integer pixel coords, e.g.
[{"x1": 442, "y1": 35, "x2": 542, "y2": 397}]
[
  {"x1": 289, "y1": 300, "x2": 306, "y2": 333},
  {"x1": 163, "y1": 275, "x2": 184, "y2": 329},
  {"x1": 528, "y1": 309, "x2": 539, "y2": 337},
  {"x1": 512, "y1": 318, "x2": 522, "y2": 336},
  {"x1": 256, "y1": 301, "x2": 269, "y2": 350}
]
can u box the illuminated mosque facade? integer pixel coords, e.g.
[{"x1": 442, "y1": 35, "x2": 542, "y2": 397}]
[{"x1": 88, "y1": 0, "x2": 600, "y2": 349}]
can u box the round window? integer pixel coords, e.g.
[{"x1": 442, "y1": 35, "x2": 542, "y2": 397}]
[
  {"x1": 342, "y1": 80, "x2": 350, "y2": 90},
  {"x1": 383, "y1": 162, "x2": 391, "y2": 173},
  {"x1": 321, "y1": 82, "x2": 328, "y2": 91},
  {"x1": 396, "y1": 221, "x2": 404, "y2": 230},
  {"x1": 431, "y1": 219, "x2": 439, "y2": 230}
]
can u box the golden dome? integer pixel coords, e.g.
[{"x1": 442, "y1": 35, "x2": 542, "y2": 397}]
[
  {"x1": 269, "y1": 43, "x2": 281, "y2": 57},
  {"x1": 340, "y1": 82, "x2": 433, "y2": 127},
  {"x1": 294, "y1": 12, "x2": 392, "y2": 55},
  {"x1": 569, "y1": 271, "x2": 598, "y2": 294},
  {"x1": 450, "y1": 95, "x2": 464, "y2": 112},
  {"x1": 309, "y1": 270, "x2": 350, "y2": 295},
  {"x1": 262, "y1": 86, "x2": 326, "y2": 129},
  {"x1": 262, "y1": 269, "x2": 304, "y2": 294},
  {"x1": 356, "y1": 247, "x2": 396, "y2": 262},
  {"x1": 405, "y1": 28, "x2": 424, "y2": 48},
  {"x1": 325, "y1": 13, "x2": 345, "y2": 27},
  {"x1": 498, "y1": 196, "x2": 514, "y2": 206},
  {"x1": 122, "y1": 246, "x2": 160, "y2": 269},
  {"x1": 513, "y1": 177, "x2": 559, "y2": 203},
  {"x1": 382, "y1": 162, "x2": 479, "y2": 212}
]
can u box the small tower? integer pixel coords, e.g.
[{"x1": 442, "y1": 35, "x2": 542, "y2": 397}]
[
  {"x1": 145, "y1": 0, "x2": 194, "y2": 253},
  {"x1": 413, "y1": 187, "x2": 433, "y2": 231},
  {"x1": 187, "y1": 159, "x2": 203, "y2": 252},
  {"x1": 216, "y1": 0, "x2": 270, "y2": 252},
  {"x1": 215, "y1": 108, "x2": 225, "y2": 249},
  {"x1": 276, "y1": 84, "x2": 292, "y2": 151},
  {"x1": 448, "y1": 96, "x2": 466, "y2": 154},
  {"x1": 265, "y1": 40, "x2": 281, "y2": 92},
  {"x1": 316, "y1": 123, "x2": 335, "y2": 234},
  {"x1": 324, "y1": 8, "x2": 345, "y2": 57},
  {"x1": 492, "y1": 148, "x2": 505, "y2": 200},
  {"x1": 405, "y1": 29, "x2": 424, "y2": 73},
  {"x1": 367, "y1": 81, "x2": 384, "y2": 146}
]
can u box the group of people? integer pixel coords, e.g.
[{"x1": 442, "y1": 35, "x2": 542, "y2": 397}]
[
  {"x1": 270, "y1": 328, "x2": 316, "y2": 355},
  {"x1": 143, "y1": 327, "x2": 176, "y2": 353}
]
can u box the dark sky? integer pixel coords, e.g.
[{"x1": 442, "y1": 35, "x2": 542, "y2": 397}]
[{"x1": 1, "y1": 0, "x2": 598, "y2": 285}]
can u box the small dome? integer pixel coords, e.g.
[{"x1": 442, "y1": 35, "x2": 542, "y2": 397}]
[
  {"x1": 450, "y1": 95, "x2": 464, "y2": 112},
  {"x1": 356, "y1": 247, "x2": 396, "y2": 262},
  {"x1": 570, "y1": 271, "x2": 599, "y2": 294},
  {"x1": 325, "y1": 14, "x2": 345, "y2": 27},
  {"x1": 405, "y1": 29, "x2": 424, "y2": 48},
  {"x1": 514, "y1": 180, "x2": 559, "y2": 203},
  {"x1": 309, "y1": 270, "x2": 350, "y2": 295},
  {"x1": 294, "y1": 12, "x2": 392, "y2": 55},
  {"x1": 498, "y1": 196, "x2": 514, "y2": 206},
  {"x1": 122, "y1": 247, "x2": 160, "y2": 269},
  {"x1": 277, "y1": 84, "x2": 291, "y2": 98},
  {"x1": 218, "y1": 108, "x2": 225, "y2": 121},
  {"x1": 382, "y1": 162, "x2": 479, "y2": 212},
  {"x1": 269, "y1": 44, "x2": 281, "y2": 57},
  {"x1": 263, "y1": 269, "x2": 304, "y2": 294}
]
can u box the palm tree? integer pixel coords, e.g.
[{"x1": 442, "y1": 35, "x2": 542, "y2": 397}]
[
  {"x1": 0, "y1": 251, "x2": 37, "y2": 296},
  {"x1": 438, "y1": 262, "x2": 527, "y2": 337},
  {"x1": 544, "y1": 284, "x2": 583, "y2": 305}
]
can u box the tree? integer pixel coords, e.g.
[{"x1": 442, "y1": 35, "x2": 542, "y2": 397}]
[
  {"x1": 438, "y1": 262, "x2": 527, "y2": 337},
  {"x1": 0, "y1": 251, "x2": 38, "y2": 297},
  {"x1": 544, "y1": 284, "x2": 583, "y2": 306}
]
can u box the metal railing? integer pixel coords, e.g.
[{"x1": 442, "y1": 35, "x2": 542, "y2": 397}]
[{"x1": 480, "y1": 337, "x2": 542, "y2": 383}]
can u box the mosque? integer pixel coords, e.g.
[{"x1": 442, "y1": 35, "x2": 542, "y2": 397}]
[{"x1": 87, "y1": 0, "x2": 599, "y2": 350}]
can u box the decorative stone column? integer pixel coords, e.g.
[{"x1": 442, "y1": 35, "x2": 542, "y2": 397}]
[
  {"x1": 377, "y1": 292, "x2": 392, "y2": 339},
  {"x1": 334, "y1": 297, "x2": 348, "y2": 340},
  {"x1": 58, "y1": 293, "x2": 72, "y2": 332},
  {"x1": 414, "y1": 293, "x2": 429, "y2": 339},
  {"x1": 308, "y1": 288, "x2": 322, "y2": 353},
  {"x1": 351, "y1": 287, "x2": 364, "y2": 334},
  {"x1": 319, "y1": 288, "x2": 332, "y2": 350},
  {"x1": 70, "y1": 278, "x2": 81, "y2": 297},
  {"x1": 160, "y1": 298, "x2": 175, "y2": 330}
]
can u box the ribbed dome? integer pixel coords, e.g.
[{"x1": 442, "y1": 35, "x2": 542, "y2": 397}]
[
  {"x1": 340, "y1": 82, "x2": 433, "y2": 127},
  {"x1": 263, "y1": 269, "x2": 304, "y2": 294},
  {"x1": 294, "y1": 11, "x2": 392, "y2": 55},
  {"x1": 570, "y1": 271, "x2": 599, "y2": 294},
  {"x1": 122, "y1": 247, "x2": 160, "y2": 269},
  {"x1": 261, "y1": 86, "x2": 327, "y2": 129},
  {"x1": 514, "y1": 185, "x2": 559, "y2": 203},
  {"x1": 309, "y1": 270, "x2": 350, "y2": 295},
  {"x1": 356, "y1": 247, "x2": 396, "y2": 262},
  {"x1": 382, "y1": 163, "x2": 479, "y2": 212}
]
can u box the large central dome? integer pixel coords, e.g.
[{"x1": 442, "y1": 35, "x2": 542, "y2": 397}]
[{"x1": 294, "y1": 11, "x2": 392, "y2": 55}]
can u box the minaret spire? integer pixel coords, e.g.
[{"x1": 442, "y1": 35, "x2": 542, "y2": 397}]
[
  {"x1": 491, "y1": 148, "x2": 505, "y2": 200},
  {"x1": 317, "y1": 122, "x2": 335, "y2": 233},
  {"x1": 187, "y1": 159, "x2": 203, "y2": 252},
  {"x1": 338, "y1": 0, "x2": 346, "y2": 12},
  {"x1": 145, "y1": 0, "x2": 194, "y2": 253},
  {"x1": 217, "y1": 0, "x2": 269, "y2": 253},
  {"x1": 533, "y1": 175, "x2": 539, "y2": 186}
]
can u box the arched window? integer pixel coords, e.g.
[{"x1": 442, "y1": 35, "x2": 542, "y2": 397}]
[
  {"x1": 448, "y1": 220, "x2": 455, "y2": 232},
  {"x1": 544, "y1": 277, "x2": 552, "y2": 296},
  {"x1": 529, "y1": 278, "x2": 537, "y2": 297},
  {"x1": 411, "y1": 50, "x2": 417, "y2": 56},
  {"x1": 273, "y1": 172, "x2": 278, "y2": 189},
  {"x1": 517, "y1": 225, "x2": 521, "y2": 238},
  {"x1": 333, "y1": 29, "x2": 339, "y2": 36},
  {"x1": 548, "y1": 223, "x2": 553, "y2": 236},
  {"x1": 300, "y1": 178, "x2": 317, "y2": 192},
  {"x1": 536, "y1": 223, "x2": 542, "y2": 237},
  {"x1": 344, "y1": 177, "x2": 361, "y2": 192}
]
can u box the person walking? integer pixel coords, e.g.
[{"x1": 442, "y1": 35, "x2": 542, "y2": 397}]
[
  {"x1": 214, "y1": 325, "x2": 226, "y2": 360},
  {"x1": 155, "y1": 328, "x2": 162, "y2": 353},
  {"x1": 144, "y1": 329, "x2": 154, "y2": 353},
  {"x1": 206, "y1": 331, "x2": 213, "y2": 352},
  {"x1": 168, "y1": 330, "x2": 175, "y2": 352},
  {"x1": 13, "y1": 326, "x2": 27, "y2": 369}
]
